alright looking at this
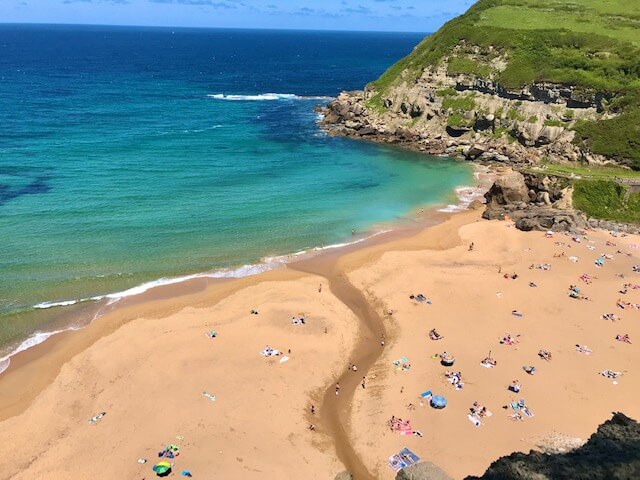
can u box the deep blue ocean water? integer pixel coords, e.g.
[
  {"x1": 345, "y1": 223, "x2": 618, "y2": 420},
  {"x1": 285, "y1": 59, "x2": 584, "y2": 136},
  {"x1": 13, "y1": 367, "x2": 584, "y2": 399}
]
[{"x1": 0, "y1": 25, "x2": 473, "y2": 363}]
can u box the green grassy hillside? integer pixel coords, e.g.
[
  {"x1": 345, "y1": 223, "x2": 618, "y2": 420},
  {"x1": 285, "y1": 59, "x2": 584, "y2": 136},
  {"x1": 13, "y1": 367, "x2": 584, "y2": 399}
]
[{"x1": 369, "y1": 0, "x2": 640, "y2": 166}]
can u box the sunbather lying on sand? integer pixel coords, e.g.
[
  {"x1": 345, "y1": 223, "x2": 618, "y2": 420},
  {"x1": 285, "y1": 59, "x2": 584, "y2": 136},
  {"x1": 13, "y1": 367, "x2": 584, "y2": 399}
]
[
  {"x1": 602, "y1": 313, "x2": 621, "y2": 322},
  {"x1": 600, "y1": 369, "x2": 622, "y2": 379},
  {"x1": 471, "y1": 401, "x2": 490, "y2": 418},
  {"x1": 428, "y1": 329, "x2": 443, "y2": 341},
  {"x1": 500, "y1": 334, "x2": 520, "y2": 346},
  {"x1": 576, "y1": 344, "x2": 592, "y2": 355},
  {"x1": 260, "y1": 346, "x2": 281, "y2": 357},
  {"x1": 523, "y1": 365, "x2": 536, "y2": 375},
  {"x1": 508, "y1": 380, "x2": 521, "y2": 393},
  {"x1": 616, "y1": 334, "x2": 632, "y2": 344},
  {"x1": 538, "y1": 349, "x2": 552, "y2": 361},
  {"x1": 617, "y1": 299, "x2": 640, "y2": 309},
  {"x1": 529, "y1": 263, "x2": 551, "y2": 271},
  {"x1": 88, "y1": 412, "x2": 106, "y2": 424},
  {"x1": 481, "y1": 356, "x2": 497, "y2": 368},
  {"x1": 569, "y1": 285, "x2": 590, "y2": 300},
  {"x1": 409, "y1": 293, "x2": 429, "y2": 303},
  {"x1": 445, "y1": 370, "x2": 464, "y2": 390},
  {"x1": 291, "y1": 316, "x2": 306, "y2": 325}
]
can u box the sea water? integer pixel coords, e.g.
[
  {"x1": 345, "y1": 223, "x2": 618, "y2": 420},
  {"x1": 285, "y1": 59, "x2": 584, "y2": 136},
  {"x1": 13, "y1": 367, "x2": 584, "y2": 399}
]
[{"x1": 0, "y1": 25, "x2": 474, "y2": 368}]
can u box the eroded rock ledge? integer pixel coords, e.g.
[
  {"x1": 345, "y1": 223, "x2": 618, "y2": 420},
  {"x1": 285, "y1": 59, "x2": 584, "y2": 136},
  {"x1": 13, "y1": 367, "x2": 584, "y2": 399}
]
[
  {"x1": 320, "y1": 77, "x2": 612, "y2": 168},
  {"x1": 465, "y1": 412, "x2": 640, "y2": 480},
  {"x1": 384, "y1": 412, "x2": 640, "y2": 480}
]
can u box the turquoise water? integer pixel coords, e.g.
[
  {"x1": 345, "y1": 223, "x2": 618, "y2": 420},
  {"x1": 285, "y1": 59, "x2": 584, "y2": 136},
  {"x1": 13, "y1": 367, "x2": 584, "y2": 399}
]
[{"x1": 0, "y1": 26, "x2": 473, "y2": 361}]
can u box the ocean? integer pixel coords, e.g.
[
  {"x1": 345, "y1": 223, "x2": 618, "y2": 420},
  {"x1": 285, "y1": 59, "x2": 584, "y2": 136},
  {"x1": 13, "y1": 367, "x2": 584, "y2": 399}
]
[{"x1": 0, "y1": 25, "x2": 474, "y2": 371}]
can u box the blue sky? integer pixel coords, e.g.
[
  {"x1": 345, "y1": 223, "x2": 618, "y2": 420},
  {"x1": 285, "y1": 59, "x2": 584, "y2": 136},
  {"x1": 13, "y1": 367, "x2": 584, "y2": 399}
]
[{"x1": 1, "y1": 0, "x2": 475, "y2": 32}]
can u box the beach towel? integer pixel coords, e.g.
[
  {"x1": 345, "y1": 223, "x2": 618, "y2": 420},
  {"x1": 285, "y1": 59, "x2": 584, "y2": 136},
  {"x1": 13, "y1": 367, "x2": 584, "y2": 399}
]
[
  {"x1": 523, "y1": 407, "x2": 534, "y2": 418},
  {"x1": 387, "y1": 448, "x2": 420, "y2": 473},
  {"x1": 279, "y1": 355, "x2": 290, "y2": 363},
  {"x1": 420, "y1": 390, "x2": 433, "y2": 399},
  {"x1": 467, "y1": 414, "x2": 481, "y2": 427}
]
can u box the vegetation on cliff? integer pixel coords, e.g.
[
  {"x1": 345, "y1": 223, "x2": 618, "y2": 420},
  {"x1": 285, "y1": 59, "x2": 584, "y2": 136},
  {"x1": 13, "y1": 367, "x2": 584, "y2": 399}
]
[{"x1": 368, "y1": 0, "x2": 640, "y2": 166}]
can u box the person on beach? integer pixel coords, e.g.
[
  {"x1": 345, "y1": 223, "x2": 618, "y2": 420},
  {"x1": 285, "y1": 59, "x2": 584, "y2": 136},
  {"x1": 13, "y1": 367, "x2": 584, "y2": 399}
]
[
  {"x1": 361, "y1": 376, "x2": 366, "y2": 389},
  {"x1": 311, "y1": 405, "x2": 315, "y2": 415},
  {"x1": 469, "y1": 242, "x2": 474, "y2": 252},
  {"x1": 381, "y1": 334, "x2": 386, "y2": 347},
  {"x1": 319, "y1": 284, "x2": 322, "y2": 293},
  {"x1": 335, "y1": 383, "x2": 340, "y2": 395}
]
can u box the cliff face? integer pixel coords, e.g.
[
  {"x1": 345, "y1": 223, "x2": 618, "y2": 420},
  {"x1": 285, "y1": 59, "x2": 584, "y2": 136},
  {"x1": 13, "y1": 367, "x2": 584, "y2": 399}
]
[
  {"x1": 465, "y1": 412, "x2": 640, "y2": 480},
  {"x1": 322, "y1": 0, "x2": 640, "y2": 168}
]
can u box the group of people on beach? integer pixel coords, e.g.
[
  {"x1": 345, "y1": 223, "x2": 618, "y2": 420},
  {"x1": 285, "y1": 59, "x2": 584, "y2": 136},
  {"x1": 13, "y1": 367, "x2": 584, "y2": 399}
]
[{"x1": 299, "y1": 226, "x2": 637, "y2": 449}]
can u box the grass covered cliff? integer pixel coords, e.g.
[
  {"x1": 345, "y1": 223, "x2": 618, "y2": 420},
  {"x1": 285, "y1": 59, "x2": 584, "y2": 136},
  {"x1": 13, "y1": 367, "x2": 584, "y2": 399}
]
[{"x1": 366, "y1": 0, "x2": 640, "y2": 167}]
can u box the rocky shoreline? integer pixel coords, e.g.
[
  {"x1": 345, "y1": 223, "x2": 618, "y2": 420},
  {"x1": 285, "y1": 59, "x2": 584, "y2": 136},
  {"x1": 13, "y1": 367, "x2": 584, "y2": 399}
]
[{"x1": 318, "y1": 94, "x2": 640, "y2": 234}]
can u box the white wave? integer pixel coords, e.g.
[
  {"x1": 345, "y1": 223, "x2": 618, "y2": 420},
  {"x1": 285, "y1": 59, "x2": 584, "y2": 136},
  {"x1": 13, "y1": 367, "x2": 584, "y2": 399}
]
[
  {"x1": 438, "y1": 184, "x2": 486, "y2": 213},
  {"x1": 34, "y1": 299, "x2": 80, "y2": 309},
  {"x1": 314, "y1": 230, "x2": 391, "y2": 251},
  {"x1": 0, "y1": 327, "x2": 79, "y2": 375},
  {"x1": 207, "y1": 93, "x2": 332, "y2": 102},
  {"x1": 5, "y1": 226, "x2": 389, "y2": 376}
]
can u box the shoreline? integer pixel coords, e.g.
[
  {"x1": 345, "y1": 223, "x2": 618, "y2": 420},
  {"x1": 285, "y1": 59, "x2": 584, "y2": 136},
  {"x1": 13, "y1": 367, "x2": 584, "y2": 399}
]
[
  {"x1": 0, "y1": 204, "x2": 480, "y2": 478},
  {"x1": 0, "y1": 207, "x2": 459, "y2": 421},
  {"x1": 0, "y1": 163, "x2": 491, "y2": 378},
  {"x1": 2, "y1": 203, "x2": 639, "y2": 479}
]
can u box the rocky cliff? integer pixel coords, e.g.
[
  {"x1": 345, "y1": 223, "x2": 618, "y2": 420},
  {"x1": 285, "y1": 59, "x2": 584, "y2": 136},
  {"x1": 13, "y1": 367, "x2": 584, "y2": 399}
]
[
  {"x1": 387, "y1": 413, "x2": 640, "y2": 480},
  {"x1": 465, "y1": 412, "x2": 640, "y2": 480},
  {"x1": 322, "y1": 0, "x2": 640, "y2": 169}
]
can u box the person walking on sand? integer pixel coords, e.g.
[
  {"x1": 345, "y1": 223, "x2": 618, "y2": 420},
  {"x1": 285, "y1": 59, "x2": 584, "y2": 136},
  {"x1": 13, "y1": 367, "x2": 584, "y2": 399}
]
[
  {"x1": 469, "y1": 242, "x2": 474, "y2": 252},
  {"x1": 311, "y1": 405, "x2": 315, "y2": 415},
  {"x1": 319, "y1": 283, "x2": 322, "y2": 293},
  {"x1": 361, "y1": 376, "x2": 366, "y2": 389},
  {"x1": 381, "y1": 334, "x2": 386, "y2": 347},
  {"x1": 335, "y1": 383, "x2": 340, "y2": 395}
]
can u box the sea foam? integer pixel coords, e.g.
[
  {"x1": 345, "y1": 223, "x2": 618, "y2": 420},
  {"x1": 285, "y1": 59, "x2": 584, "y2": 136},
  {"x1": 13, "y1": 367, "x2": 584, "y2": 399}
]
[{"x1": 207, "y1": 93, "x2": 332, "y2": 101}]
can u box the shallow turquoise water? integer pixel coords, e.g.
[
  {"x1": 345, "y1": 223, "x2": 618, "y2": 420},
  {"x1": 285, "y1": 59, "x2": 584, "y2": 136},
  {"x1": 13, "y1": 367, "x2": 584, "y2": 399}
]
[{"x1": 0, "y1": 26, "x2": 473, "y2": 355}]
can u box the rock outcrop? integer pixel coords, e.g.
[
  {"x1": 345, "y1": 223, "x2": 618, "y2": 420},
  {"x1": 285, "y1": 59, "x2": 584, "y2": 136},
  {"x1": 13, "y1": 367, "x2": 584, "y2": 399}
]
[
  {"x1": 482, "y1": 169, "x2": 587, "y2": 232},
  {"x1": 395, "y1": 462, "x2": 453, "y2": 480},
  {"x1": 320, "y1": 76, "x2": 603, "y2": 168},
  {"x1": 465, "y1": 412, "x2": 640, "y2": 480}
]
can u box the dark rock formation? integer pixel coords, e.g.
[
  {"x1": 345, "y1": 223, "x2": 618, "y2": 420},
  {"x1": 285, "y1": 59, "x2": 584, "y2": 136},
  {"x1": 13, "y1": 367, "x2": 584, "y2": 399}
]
[
  {"x1": 484, "y1": 170, "x2": 530, "y2": 208},
  {"x1": 483, "y1": 171, "x2": 586, "y2": 232},
  {"x1": 395, "y1": 462, "x2": 453, "y2": 480},
  {"x1": 465, "y1": 412, "x2": 640, "y2": 480}
]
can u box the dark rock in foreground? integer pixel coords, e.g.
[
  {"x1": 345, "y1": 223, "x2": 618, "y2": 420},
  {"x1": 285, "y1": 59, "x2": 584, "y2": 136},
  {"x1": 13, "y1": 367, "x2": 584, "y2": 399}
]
[
  {"x1": 396, "y1": 461, "x2": 453, "y2": 480},
  {"x1": 466, "y1": 412, "x2": 640, "y2": 480}
]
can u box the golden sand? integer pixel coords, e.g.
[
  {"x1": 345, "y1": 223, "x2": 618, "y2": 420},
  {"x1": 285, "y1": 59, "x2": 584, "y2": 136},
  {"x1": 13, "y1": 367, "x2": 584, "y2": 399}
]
[{"x1": 1, "y1": 210, "x2": 639, "y2": 479}]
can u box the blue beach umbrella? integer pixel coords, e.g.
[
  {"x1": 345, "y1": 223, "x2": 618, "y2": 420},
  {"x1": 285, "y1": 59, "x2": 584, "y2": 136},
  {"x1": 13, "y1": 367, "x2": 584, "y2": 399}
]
[{"x1": 430, "y1": 395, "x2": 447, "y2": 409}]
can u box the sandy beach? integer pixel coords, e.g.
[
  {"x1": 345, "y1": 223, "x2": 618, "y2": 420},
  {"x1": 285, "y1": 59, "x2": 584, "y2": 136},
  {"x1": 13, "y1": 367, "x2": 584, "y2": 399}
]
[{"x1": 1, "y1": 209, "x2": 639, "y2": 479}]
